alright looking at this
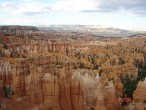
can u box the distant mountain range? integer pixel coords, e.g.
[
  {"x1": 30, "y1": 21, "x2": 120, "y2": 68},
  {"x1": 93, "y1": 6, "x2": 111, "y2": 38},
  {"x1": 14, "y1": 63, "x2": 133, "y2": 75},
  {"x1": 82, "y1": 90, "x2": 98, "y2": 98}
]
[
  {"x1": 0, "y1": 25, "x2": 145, "y2": 38},
  {"x1": 38, "y1": 25, "x2": 146, "y2": 37}
]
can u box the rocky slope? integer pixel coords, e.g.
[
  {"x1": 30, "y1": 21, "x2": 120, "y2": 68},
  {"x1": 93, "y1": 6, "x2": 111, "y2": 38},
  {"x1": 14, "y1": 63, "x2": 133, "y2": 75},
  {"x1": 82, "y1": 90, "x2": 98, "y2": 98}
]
[{"x1": 0, "y1": 26, "x2": 39, "y2": 36}]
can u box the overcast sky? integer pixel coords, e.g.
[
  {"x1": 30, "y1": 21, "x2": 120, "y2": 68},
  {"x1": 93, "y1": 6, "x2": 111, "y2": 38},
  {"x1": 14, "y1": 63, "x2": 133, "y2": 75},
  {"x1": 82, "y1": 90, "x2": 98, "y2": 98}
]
[{"x1": 0, "y1": 0, "x2": 146, "y2": 31}]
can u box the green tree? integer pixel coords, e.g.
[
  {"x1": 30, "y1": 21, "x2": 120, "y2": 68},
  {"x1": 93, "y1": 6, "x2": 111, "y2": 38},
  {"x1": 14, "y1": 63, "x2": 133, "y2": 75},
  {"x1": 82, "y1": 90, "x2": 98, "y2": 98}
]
[{"x1": 0, "y1": 39, "x2": 3, "y2": 44}]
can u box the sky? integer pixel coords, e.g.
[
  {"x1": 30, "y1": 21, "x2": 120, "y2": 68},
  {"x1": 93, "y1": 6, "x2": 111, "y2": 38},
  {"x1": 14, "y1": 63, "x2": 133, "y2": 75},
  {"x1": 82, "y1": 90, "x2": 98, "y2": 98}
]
[{"x1": 0, "y1": 0, "x2": 146, "y2": 31}]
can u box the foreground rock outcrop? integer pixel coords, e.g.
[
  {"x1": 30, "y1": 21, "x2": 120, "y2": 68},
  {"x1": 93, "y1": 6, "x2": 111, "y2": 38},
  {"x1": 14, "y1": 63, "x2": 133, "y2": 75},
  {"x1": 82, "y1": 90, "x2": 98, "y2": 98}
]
[{"x1": 0, "y1": 58, "x2": 124, "y2": 110}]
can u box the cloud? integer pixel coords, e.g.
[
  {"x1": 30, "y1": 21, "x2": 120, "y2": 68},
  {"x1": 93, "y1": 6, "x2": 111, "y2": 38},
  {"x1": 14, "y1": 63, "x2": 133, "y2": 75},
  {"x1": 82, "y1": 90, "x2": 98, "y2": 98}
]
[
  {"x1": 51, "y1": 0, "x2": 146, "y2": 15},
  {"x1": 0, "y1": 0, "x2": 145, "y2": 31},
  {"x1": 1, "y1": 0, "x2": 146, "y2": 16},
  {"x1": 0, "y1": 2, "x2": 50, "y2": 16},
  {"x1": 51, "y1": 0, "x2": 99, "y2": 12},
  {"x1": 0, "y1": 1, "x2": 51, "y2": 25},
  {"x1": 18, "y1": 3, "x2": 50, "y2": 15}
]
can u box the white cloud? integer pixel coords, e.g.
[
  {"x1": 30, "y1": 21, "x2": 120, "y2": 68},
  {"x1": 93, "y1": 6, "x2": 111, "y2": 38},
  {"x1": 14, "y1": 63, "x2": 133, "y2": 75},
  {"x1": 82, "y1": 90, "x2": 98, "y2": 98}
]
[
  {"x1": 0, "y1": 2, "x2": 50, "y2": 15},
  {"x1": 50, "y1": 0, "x2": 146, "y2": 14},
  {"x1": 0, "y1": 1, "x2": 51, "y2": 25},
  {"x1": 0, "y1": 0, "x2": 146, "y2": 15},
  {"x1": 51, "y1": 0, "x2": 99, "y2": 12},
  {"x1": 17, "y1": 3, "x2": 50, "y2": 15}
]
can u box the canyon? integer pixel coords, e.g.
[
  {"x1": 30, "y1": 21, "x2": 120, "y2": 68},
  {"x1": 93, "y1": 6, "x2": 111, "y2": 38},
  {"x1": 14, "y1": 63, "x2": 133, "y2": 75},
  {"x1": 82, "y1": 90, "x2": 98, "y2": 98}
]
[{"x1": 0, "y1": 26, "x2": 146, "y2": 110}]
